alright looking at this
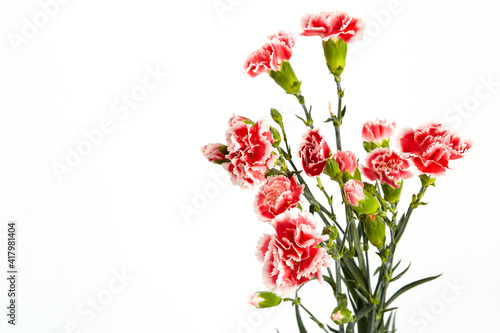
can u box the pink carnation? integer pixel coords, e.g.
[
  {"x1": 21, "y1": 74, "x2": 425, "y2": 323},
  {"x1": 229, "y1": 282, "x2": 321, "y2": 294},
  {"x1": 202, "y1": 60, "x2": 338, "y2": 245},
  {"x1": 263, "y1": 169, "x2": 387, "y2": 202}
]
[
  {"x1": 398, "y1": 123, "x2": 472, "y2": 175},
  {"x1": 362, "y1": 119, "x2": 396, "y2": 144},
  {"x1": 248, "y1": 293, "x2": 264, "y2": 307},
  {"x1": 298, "y1": 128, "x2": 331, "y2": 177},
  {"x1": 301, "y1": 11, "x2": 364, "y2": 42},
  {"x1": 361, "y1": 148, "x2": 413, "y2": 188},
  {"x1": 344, "y1": 179, "x2": 365, "y2": 206},
  {"x1": 244, "y1": 31, "x2": 296, "y2": 78},
  {"x1": 257, "y1": 210, "x2": 330, "y2": 297},
  {"x1": 255, "y1": 175, "x2": 304, "y2": 222},
  {"x1": 225, "y1": 116, "x2": 276, "y2": 189},
  {"x1": 200, "y1": 143, "x2": 226, "y2": 164},
  {"x1": 331, "y1": 150, "x2": 358, "y2": 175}
]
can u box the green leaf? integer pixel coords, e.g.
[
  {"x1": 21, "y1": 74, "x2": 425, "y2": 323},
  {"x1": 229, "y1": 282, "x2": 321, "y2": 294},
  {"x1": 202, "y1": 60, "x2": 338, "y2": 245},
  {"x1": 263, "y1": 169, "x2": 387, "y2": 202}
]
[
  {"x1": 354, "y1": 304, "x2": 375, "y2": 322},
  {"x1": 380, "y1": 307, "x2": 398, "y2": 315},
  {"x1": 296, "y1": 115, "x2": 308, "y2": 126},
  {"x1": 342, "y1": 258, "x2": 369, "y2": 293},
  {"x1": 327, "y1": 325, "x2": 339, "y2": 332},
  {"x1": 295, "y1": 304, "x2": 308, "y2": 333},
  {"x1": 385, "y1": 274, "x2": 442, "y2": 307},
  {"x1": 323, "y1": 274, "x2": 337, "y2": 293},
  {"x1": 390, "y1": 263, "x2": 411, "y2": 283}
]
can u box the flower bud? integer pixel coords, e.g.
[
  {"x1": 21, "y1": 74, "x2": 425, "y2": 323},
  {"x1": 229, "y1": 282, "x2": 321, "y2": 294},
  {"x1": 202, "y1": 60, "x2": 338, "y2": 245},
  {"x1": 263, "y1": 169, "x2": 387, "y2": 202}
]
[
  {"x1": 363, "y1": 214, "x2": 386, "y2": 250},
  {"x1": 268, "y1": 60, "x2": 302, "y2": 96},
  {"x1": 270, "y1": 126, "x2": 281, "y2": 148},
  {"x1": 344, "y1": 179, "x2": 380, "y2": 215},
  {"x1": 324, "y1": 158, "x2": 342, "y2": 182},
  {"x1": 248, "y1": 292, "x2": 282, "y2": 309},
  {"x1": 270, "y1": 108, "x2": 283, "y2": 125},
  {"x1": 331, "y1": 306, "x2": 352, "y2": 325},
  {"x1": 322, "y1": 38, "x2": 347, "y2": 77},
  {"x1": 201, "y1": 143, "x2": 229, "y2": 164}
]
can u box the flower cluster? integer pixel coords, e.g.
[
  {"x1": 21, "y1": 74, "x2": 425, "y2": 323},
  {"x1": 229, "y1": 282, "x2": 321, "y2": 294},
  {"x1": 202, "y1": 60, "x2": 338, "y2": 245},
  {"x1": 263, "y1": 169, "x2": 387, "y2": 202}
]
[{"x1": 201, "y1": 10, "x2": 472, "y2": 333}]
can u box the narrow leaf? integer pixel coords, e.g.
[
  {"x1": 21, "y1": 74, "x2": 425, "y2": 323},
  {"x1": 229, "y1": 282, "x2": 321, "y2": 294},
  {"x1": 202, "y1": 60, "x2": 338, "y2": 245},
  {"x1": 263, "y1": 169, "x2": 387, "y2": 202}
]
[
  {"x1": 295, "y1": 304, "x2": 308, "y2": 333},
  {"x1": 390, "y1": 263, "x2": 411, "y2": 283},
  {"x1": 386, "y1": 274, "x2": 442, "y2": 307},
  {"x1": 354, "y1": 304, "x2": 375, "y2": 322}
]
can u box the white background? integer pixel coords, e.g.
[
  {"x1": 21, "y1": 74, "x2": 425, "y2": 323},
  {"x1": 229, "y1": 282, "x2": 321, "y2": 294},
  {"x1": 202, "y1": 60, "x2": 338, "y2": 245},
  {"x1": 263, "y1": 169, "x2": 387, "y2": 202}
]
[{"x1": 0, "y1": 0, "x2": 499, "y2": 332}]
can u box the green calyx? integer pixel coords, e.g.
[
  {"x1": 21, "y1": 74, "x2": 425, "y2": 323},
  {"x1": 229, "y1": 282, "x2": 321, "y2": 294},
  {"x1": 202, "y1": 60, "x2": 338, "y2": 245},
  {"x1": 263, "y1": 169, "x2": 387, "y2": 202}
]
[
  {"x1": 322, "y1": 38, "x2": 347, "y2": 77},
  {"x1": 268, "y1": 60, "x2": 301, "y2": 96}
]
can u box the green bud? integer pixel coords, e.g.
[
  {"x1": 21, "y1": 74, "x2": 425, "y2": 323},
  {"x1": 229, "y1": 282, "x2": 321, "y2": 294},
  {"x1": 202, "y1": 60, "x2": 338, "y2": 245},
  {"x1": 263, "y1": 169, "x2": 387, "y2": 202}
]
[
  {"x1": 324, "y1": 159, "x2": 342, "y2": 182},
  {"x1": 248, "y1": 292, "x2": 282, "y2": 309},
  {"x1": 322, "y1": 38, "x2": 347, "y2": 77},
  {"x1": 363, "y1": 214, "x2": 386, "y2": 250},
  {"x1": 331, "y1": 306, "x2": 352, "y2": 325},
  {"x1": 268, "y1": 60, "x2": 301, "y2": 96},
  {"x1": 309, "y1": 202, "x2": 321, "y2": 214},
  {"x1": 382, "y1": 181, "x2": 403, "y2": 203},
  {"x1": 270, "y1": 108, "x2": 283, "y2": 125},
  {"x1": 352, "y1": 191, "x2": 380, "y2": 215},
  {"x1": 419, "y1": 174, "x2": 436, "y2": 187},
  {"x1": 270, "y1": 126, "x2": 281, "y2": 148}
]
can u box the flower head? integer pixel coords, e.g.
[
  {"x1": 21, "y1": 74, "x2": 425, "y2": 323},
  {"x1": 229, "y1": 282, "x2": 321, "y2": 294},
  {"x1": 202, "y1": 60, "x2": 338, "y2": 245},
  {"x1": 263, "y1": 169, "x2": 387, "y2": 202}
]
[
  {"x1": 200, "y1": 143, "x2": 228, "y2": 164},
  {"x1": 301, "y1": 11, "x2": 364, "y2": 42},
  {"x1": 298, "y1": 128, "x2": 332, "y2": 177},
  {"x1": 244, "y1": 31, "x2": 296, "y2": 77},
  {"x1": 255, "y1": 175, "x2": 304, "y2": 222},
  {"x1": 225, "y1": 116, "x2": 276, "y2": 189},
  {"x1": 398, "y1": 123, "x2": 472, "y2": 175},
  {"x1": 362, "y1": 119, "x2": 396, "y2": 144},
  {"x1": 361, "y1": 148, "x2": 413, "y2": 189},
  {"x1": 331, "y1": 150, "x2": 358, "y2": 175},
  {"x1": 258, "y1": 210, "x2": 330, "y2": 297},
  {"x1": 343, "y1": 179, "x2": 365, "y2": 206}
]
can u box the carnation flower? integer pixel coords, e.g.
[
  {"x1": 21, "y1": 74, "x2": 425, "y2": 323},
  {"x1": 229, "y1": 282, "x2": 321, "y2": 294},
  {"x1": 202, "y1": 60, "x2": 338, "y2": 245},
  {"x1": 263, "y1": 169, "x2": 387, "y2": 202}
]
[
  {"x1": 244, "y1": 31, "x2": 296, "y2": 77},
  {"x1": 361, "y1": 148, "x2": 413, "y2": 189},
  {"x1": 298, "y1": 128, "x2": 331, "y2": 177},
  {"x1": 343, "y1": 179, "x2": 365, "y2": 206},
  {"x1": 200, "y1": 143, "x2": 227, "y2": 164},
  {"x1": 257, "y1": 210, "x2": 330, "y2": 297},
  {"x1": 398, "y1": 123, "x2": 472, "y2": 175},
  {"x1": 225, "y1": 116, "x2": 276, "y2": 189},
  {"x1": 254, "y1": 175, "x2": 304, "y2": 222},
  {"x1": 362, "y1": 119, "x2": 396, "y2": 144},
  {"x1": 331, "y1": 150, "x2": 358, "y2": 175},
  {"x1": 300, "y1": 11, "x2": 364, "y2": 42}
]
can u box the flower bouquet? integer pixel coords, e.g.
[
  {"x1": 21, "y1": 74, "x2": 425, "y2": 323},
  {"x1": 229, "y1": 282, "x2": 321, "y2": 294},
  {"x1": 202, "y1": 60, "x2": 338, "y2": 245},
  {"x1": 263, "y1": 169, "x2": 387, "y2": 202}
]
[{"x1": 201, "y1": 11, "x2": 471, "y2": 333}]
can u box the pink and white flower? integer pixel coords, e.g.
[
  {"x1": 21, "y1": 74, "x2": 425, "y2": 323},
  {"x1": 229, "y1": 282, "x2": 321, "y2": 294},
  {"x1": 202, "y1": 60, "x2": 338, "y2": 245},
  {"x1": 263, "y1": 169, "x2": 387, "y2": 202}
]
[
  {"x1": 343, "y1": 179, "x2": 365, "y2": 206},
  {"x1": 248, "y1": 293, "x2": 265, "y2": 307},
  {"x1": 361, "y1": 148, "x2": 413, "y2": 189},
  {"x1": 255, "y1": 175, "x2": 304, "y2": 222},
  {"x1": 398, "y1": 123, "x2": 472, "y2": 175},
  {"x1": 331, "y1": 150, "x2": 358, "y2": 175},
  {"x1": 225, "y1": 116, "x2": 276, "y2": 189},
  {"x1": 244, "y1": 31, "x2": 296, "y2": 77},
  {"x1": 257, "y1": 210, "x2": 330, "y2": 297},
  {"x1": 200, "y1": 143, "x2": 227, "y2": 164},
  {"x1": 300, "y1": 11, "x2": 364, "y2": 42},
  {"x1": 362, "y1": 119, "x2": 396, "y2": 144},
  {"x1": 298, "y1": 128, "x2": 331, "y2": 177}
]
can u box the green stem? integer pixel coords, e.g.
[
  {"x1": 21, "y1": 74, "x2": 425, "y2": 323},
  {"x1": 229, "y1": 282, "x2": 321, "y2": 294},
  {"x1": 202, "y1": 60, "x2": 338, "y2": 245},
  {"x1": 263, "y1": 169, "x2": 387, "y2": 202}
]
[
  {"x1": 299, "y1": 304, "x2": 330, "y2": 333},
  {"x1": 334, "y1": 78, "x2": 343, "y2": 151}
]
